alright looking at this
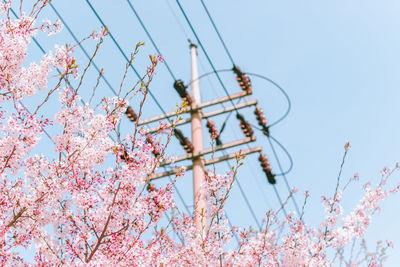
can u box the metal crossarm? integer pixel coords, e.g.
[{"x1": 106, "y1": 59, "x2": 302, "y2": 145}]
[
  {"x1": 137, "y1": 91, "x2": 251, "y2": 126},
  {"x1": 151, "y1": 146, "x2": 262, "y2": 180},
  {"x1": 145, "y1": 99, "x2": 258, "y2": 134},
  {"x1": 160, "y1": 136, "x2": 256, "y2": 166}
]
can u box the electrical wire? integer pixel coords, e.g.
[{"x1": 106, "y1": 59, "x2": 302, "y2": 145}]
[
  {"x1": 175, "y1": 0, "x2": 237, "y2": 109},
  {"x1": 199, "y1": 0, "x2": 235, "y2": 66},
  {"x1": 187, "y1": 66, "x2": 295, "y2": 214},
  {"x1": 187, "y1": 66, "x2": 296, "y2": 213},
  {"x1": 266, "y1": 135, "x2": 293, "y2": 176},
  {"x1": 185, "y1": 69, "x2": 291, "y2": 128},
  {"x1": 197, "y1": 58, "x2": 269, "y2": 229},
  {"x1": 245, "y1": 72, "x2": 291, "y2": 128},
  {"x1": 125, "y1": 0, "x2": 177, "y2": 81},
  {"x1": 196, "y1": 60, "x2": 272, "y2": 211},
  {"x1": 48, "y1": 2, "x2": 118, "y2": 96},
  {"x1": 250, "y1": 119, "x2": 294, "y2": 176},
  {"x1": 224, "y1": 159, "x2": 261, "y2": 230},
  {"x1": 166, "y1": 0, "x2": 191, "y2": 40},
  {"x1": 272, "y1": 185, "x2": 288, "y2": 217},
  {"x1": 84, "y1": 0, "x2": 170, "y2": 119},
  {"x1": 125, "y1": 0, "x2": 251, "y2": 227},
  {"x1": 267, "y1": 136, "x2": 300, "y2": 215}
]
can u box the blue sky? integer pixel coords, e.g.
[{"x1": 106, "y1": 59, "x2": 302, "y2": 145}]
[{"x1": 14, "y1": 0, "x2": 400, "y2": 265}]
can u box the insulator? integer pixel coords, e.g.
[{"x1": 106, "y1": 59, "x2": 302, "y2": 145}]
[
  {"x1": 215, "y1": 138, "x2": 222, "y2": 146},
  {"x1": 233, "y1": 65, "x2": 243, "y2": 76},
  {"x1": 233, "y1": 66, "x2": 252, "y2": 94},
  {"x1": 246, "y1": 124, "x2": 254, "y2": 137},
  {"x1": 206, "y1": 119, "x2": 220, "y2": 140},
  {"x1": 254, "y1": 107, "x2": 267, "y2": 127},
  {"x1": 267, "y1": 172, "x2": 276, "y2": 185},
  {"x1": 206, "y1": 119, "x2": 223, "y2": 145},
  {"x1": 262, "y1": 125, "x2": 270, "y2": 137},
  {"x1": 236, "y1": 113, "x2": 245, "y2": 121},
  {"x1": 173, "y1": 129, "x2": 185, "y2": 142},
  {"x1": 184, "y1": 138, "x2": 194, "y2": 153},
  {"x1": 173, "y1": 80, "x2": 187, "y2": 98},
  {"x1": 173, "y1": 129, "x2": 194, "y2": 153},
  {"x1": 125, "y1": 106, "x2": 138, "y2": 122},
  {"x1": 174, "y1": 79, "x2": 193, "y2": 106},
  {"x1": 258, "y1": 153, "x2": 276, "y2": 184},
  {"x1": 239, "y1": 120, "x2": 253, "y2": 138}
]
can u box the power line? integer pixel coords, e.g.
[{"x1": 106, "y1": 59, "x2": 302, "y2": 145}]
[
  {"x1": 196, "y1": 59, "x2": 272, "y2": 211},
  {"x1": 84, "y1": 0, "x2": 170, "y2": 118},
  {"x1": 184, "y1": 65, "x2": 294, "y2": 214},
  {"x1": 267, "y1": 136, "x2": 300, "y2": 215},
  {"x1": 197, "y1": 58, "x2": 270, "y2": 227},
  {"x1": 125, "y1": 1, "x2": 255, "y2": 223},
  {"x1": 7, "y1": 1, "x2": 258, "y2": 246},
  {"x1": 185, "y1": 69, "x2": 291, "y2": 128},
  {"x1": 165, "y1": 0, "x2": 191, "y2": 40},
  {"x1": 199, "y1": 0, "x2": 235, "y2": 66},
  {"x1": 175, "y1": 0, "x2": 237, "y2": 109},
  {"x1": 125, "y1": 0, "x2": 177, "y2": 81},
  {"x1": 224, "y1": 158, "x2": 261, "y2": 230},
  {"x1": 48, "y1": 2, "x2": 118, "y2": 96},
  {"x1": 189, "y1": 70, "x2": 296, "y2": 217},
  {"x1": 245, "y1": 72, "x2": 291, "y2": 128}
]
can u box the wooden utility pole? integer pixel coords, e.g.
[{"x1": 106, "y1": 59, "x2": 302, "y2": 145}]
[{"x1": 189, "y1": 43, "x2": 207, "y2": 232}]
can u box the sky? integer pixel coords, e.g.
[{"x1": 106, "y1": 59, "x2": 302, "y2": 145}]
[{"x1": 13, "y1": 0, "x2": 400, "y2": 265}]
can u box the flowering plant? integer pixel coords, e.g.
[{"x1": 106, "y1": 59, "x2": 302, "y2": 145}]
[{"x1": 0, "y1": 1, "x2": 398, "y2": 266}]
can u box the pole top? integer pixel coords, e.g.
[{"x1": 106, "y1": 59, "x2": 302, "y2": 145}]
[{"x1": 188, "y1": 38, "x2": 197, "y2": 49}]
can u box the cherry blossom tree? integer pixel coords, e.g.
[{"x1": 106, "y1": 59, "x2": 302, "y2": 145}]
[{"x1": 0, "y1": 1, "x2": 398, "y2": 266}]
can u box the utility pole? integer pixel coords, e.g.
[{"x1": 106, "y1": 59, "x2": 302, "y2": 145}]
[
  {"x1": 190, "y1": 43, "x2": 207, "y2": 233},
  {"x1": 128, "y1": 44, "x2": 273, "y2": 234}
]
